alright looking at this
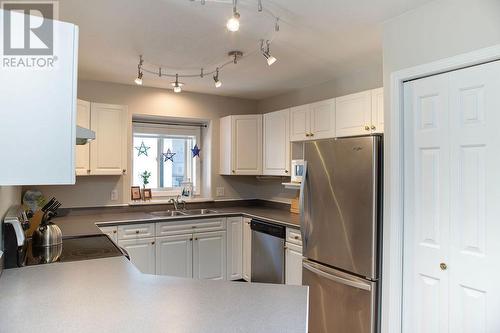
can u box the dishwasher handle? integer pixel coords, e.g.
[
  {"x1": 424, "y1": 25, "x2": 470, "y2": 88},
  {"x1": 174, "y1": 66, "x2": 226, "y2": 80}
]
[{"x1": 250, "y1": 219, "x2": 285, "y2": 239}]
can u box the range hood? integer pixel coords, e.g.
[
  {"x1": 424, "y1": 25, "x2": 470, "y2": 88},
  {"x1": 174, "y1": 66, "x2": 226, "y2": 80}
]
[{"x1": 76, "y1": 126, "x2": 95, "y2": 145}]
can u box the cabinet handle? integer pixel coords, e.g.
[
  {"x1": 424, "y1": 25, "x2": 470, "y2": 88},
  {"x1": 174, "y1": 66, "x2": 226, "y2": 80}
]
[
  {"x1": 190, "y1": 238, "x2": 193, "y2": 241},
  {"x1": 440, "y1": 263, "x2": 447, "y2": 271},
  {"x1": 135, "y1": 230, "x2": 140, "y2": 234},
  {"x1": 364, "y1": 125, "x2": 370, "y2": 131},
  {"x1": 122, "y1": 169, "x2": 127, "y2": 174},
  {"x1": 284, "y1": 246, "x2": 288, "y2": 250},
  {"x1": 285, "y1": 170, "x2": 289, "y2": 174},
  {"x1": 151, "y1": 241, "x2": 155, "y2": 245},
  {"x1": 294, "y1": 236, "x2": 299, "y2": 240},
  {"x1": 194, "y1": 238, "x2": 198, "y2": 241},
  {"x1": 232, "y1": 170, "x2": 235, "y2": 173},
  {"x1": 113, "y1": 230, "x2": 117, "y2": 234},
  {"x1": 371, "y1": 125, "x2": 376, "y2": 130},
  {"x1": 87, "y1": 169, "x2": 91, "y2": 174},
  {"x1": 310, "y1": 133, "x2": 314, "y2": 137},
  {"x1": 305, "y1": 133, "x2": 310, "y2": 137}
]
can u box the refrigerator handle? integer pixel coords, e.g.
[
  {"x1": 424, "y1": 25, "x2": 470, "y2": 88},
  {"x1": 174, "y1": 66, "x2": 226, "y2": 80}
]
[
  {"x1": 303, "y1": 261, "x2": 372, "y2": 291},
  {"x1": 299, "y1": 160, "x2": 309, "y2": 249}
]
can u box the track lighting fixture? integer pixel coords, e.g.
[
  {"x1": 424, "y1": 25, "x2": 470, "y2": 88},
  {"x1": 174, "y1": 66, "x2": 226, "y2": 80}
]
[
  {"x1": 171, "y1": 74, "x2": 183, "y2": 93},
  {"x1": 261, "y1": 40, "x2": 277, "y2": 66},
  {"x1": 213, "y1": 68, "x2": 222, "y2": 88},
  {"x1": 226, "y1": 0, "x2": 240, "y2": 32},
  {"x1": 134, "y1": 55, "x2": 144, "y2": 85}
]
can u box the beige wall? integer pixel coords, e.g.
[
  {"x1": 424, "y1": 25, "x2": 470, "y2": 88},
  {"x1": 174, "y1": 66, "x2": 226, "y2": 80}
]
[
  {"x1": 30, "y1": 80, "x2": 259, "y2": 208},
  {"x1": 257, "y1": 65, "x2": 382, "y2": 113}
]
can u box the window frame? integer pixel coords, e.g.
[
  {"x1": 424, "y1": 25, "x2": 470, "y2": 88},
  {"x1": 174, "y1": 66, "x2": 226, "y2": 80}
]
[{"x1": 132, "y1": 123, "x2": 201, "y2": 198}]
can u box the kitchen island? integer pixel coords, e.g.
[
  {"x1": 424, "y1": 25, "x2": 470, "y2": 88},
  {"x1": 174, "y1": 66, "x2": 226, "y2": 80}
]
[{"x1": 0, "y1": 256, "x2": 308, "y2": 332}]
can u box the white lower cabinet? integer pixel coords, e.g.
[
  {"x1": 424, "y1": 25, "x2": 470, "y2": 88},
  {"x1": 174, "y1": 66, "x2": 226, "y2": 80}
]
[
  {"x1": 242, "y1": 218, "x2": 252, "y2": 282},
  {"x1": 285, "y1": 242, "x2": 303, "y2": 286},
  {"x1": 193, "y1": 231, "x2": 226, "y2": 281},
  {"x1": 118, "y1": 238, "x2": 156, "y2": 275},
  {"x1": 226, "y1": 217, "x2": 243, "y2": 280},
  {"x1": 155, "y1": 234, "x2": 193, "y2": 278},
  {"x1": 98, "y1": 226, "x2": 117, "y2": 243}
]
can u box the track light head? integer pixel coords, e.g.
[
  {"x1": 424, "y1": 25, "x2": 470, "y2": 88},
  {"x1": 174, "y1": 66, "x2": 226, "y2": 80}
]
[
  {"x1": 261, "y1": 40, "x2": 277, "y2": 66},
  {"x1": 171, "y1": 74, "x2": 184, "y2": 93},
  {"x1": 134, "y1": 56, "x2": 144, "y2": 85},
  {"x1": 213, "y1": 68, "x2": 222, "y2": 88},
  {"x1": 135, "y1": 72, "x2": 143, "y2": 85}
]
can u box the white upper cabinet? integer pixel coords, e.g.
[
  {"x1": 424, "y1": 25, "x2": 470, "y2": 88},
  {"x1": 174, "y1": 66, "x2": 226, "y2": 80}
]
[
  {"x1": 0, "y1": 18, "x2": 78, "y2": 185},
  {"x1": 309, "y1": 99, "x2": 336, "y2": 140},
  {"x1": 193, "y1": 231, "x2": 226, "y2": 281},
  {"x1": 75, "y1": 100, "x2": 91, "y2": 176},
  {"x1": 335, "y1": 90, "x2": 372, "y2": 137},
  {"x1": 290, "y1": 105, "x2": 310, "y2": 142},
  {"x1": 263, "y1": 109, "x2": 291, "y2": 176},
  {"x1": 371, "y1": 88, "x2": 384, "y2": 133},
  {"x1": 219, "y1": 115, "x2": 262, "y2": 175},
  {"x1": 335, "y1": 88, "x2": 384, "y2": 137},
  {"x1": 89, "y1": 103, "x2": 128, "y2": 175},
  {"x1": 156, "y1": 234, "x2": 193, "y2": 278},
  {"x1": 226, "y1": 217, "x2": 243, "y2": 280},
  {"x1": 290, "y1": 99, "x2": 335, "y2": 141}
]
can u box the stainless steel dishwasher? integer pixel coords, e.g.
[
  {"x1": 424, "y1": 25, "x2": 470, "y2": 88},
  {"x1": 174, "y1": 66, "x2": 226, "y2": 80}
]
[{"x1": 250, "y1": 219, "x2": 285, "y2": 284}]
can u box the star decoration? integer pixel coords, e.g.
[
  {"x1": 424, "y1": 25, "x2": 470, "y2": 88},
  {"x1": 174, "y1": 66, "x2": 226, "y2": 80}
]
[
  {"x1": 191, "y1": 144, "x2": 201, "y2": 158},
  {"x1": 135, "y1": 141, "x2": 150, "y2": 157},
  {"x1": 162, "y1": 149, "x2": 176, "y2": 162}
]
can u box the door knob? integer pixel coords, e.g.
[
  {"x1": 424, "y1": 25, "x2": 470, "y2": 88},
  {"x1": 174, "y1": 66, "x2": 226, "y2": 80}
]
[
  {"x1": 440, "y1": 263, "x2": 447, "y2": 271},
  {"x1": 364, "y1": 125, "x2": 370, "y2": 131}
]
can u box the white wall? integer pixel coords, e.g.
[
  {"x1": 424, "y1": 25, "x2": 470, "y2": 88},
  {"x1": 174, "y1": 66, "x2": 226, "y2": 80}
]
[
  {"x1": 381, "y1": 0, "x2": 500, "y2": 330},
  {"x1": 29, "y1": 80, "x2": 259, "y2": 208}
]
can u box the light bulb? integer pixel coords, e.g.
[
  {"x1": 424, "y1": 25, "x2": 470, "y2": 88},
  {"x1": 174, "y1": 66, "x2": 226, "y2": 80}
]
[
  {"x1": 134, "y1": 77, "x2": 143, "y2": 85},
  {"x1": 226, "y1": 12, "x2": 240, "y2": 32},
  {"x1": 266, "y1": 55, "x2": 277, "y2": 66},
  {"x1": 215, "y1": 80, "x2": 222, "y2": 88},
  {"x1": 173, "y1": 85, "x2": 182, "y2": 93}
]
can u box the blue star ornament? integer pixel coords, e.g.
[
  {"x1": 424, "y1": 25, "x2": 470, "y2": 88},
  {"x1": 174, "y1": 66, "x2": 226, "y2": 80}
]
[
  {"x1": 135, "y1": 141, "x2": 151, "y2": 157},
  {"x1": 162, "y1": 149, "x2": 176, "y2": 162},
  {"x1": 191, "y1": 144, "x2": 201, "y2": 158}
]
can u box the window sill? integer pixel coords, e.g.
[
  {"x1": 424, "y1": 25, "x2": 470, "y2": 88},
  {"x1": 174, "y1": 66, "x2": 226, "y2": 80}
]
[{"x1": 128, "y1": 197, "x2": 214, "y2": 206}]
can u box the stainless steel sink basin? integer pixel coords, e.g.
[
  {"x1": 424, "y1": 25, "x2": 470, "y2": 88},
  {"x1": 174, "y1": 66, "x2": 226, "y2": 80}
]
[
  {"x1": 150, "y1": 210, "x2": 189, "y2": 217},
  {"x1": 182, "y1": 209, "x2": 219, "y2": 215}
]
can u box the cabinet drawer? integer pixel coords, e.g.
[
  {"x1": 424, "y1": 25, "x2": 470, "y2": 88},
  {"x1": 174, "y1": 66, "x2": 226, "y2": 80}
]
[
  {"x1": 156, "y1": 218, "x2": 226, "y2": 237},
  {"x1": 117, "y1": 223, "x2": 155, "y2": 240},
  {"x1": 286, "y1": 227, "x2": 302, "y2": 245}
]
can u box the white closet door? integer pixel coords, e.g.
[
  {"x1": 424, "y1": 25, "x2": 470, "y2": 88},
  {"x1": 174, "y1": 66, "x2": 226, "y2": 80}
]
[
  {"x1": 403, "y1": 74, "x2": 450, "y2": 333},
  {"x1": 448, "y1": 61, "x2": 500, "y2": 333},
  {"x1": 404, "y1": 60, "x2": 500, "y2": 333}
]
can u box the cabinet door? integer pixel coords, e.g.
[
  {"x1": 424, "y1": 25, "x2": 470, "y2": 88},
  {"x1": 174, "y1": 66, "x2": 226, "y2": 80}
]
[
  {"x1": 226, "y1": 217, "x2": 243, "y2": 280},
  {"x1": 335, "y1": 91, "x2": 372, "y2": 137},
  {"x1": 263, "y1": 109, "x2": 291, "y2": 176},
  {"x1": 290, "y1": 105, "x2": 310, "y2": 142},
  {"x1": 232, "y1": 115, "x2": 262, "y2": 175},
  {"x1": 98, "y1": 226, "x2": 117, "y2": 243},
  {"x1": 90, "y1": 103, "x2": 128, "y2": 175},
  {"x1": 156, "y1": 234, "x2": 193, "y2": 278},
  {"x1": 310, "y1": 99, "x2": 336, "y2": 140},
  {"x1": 193, "y1": 231, "x2": 226, "y2": 280},
  {"x1": 285, "y1": 242, "x2": 303, "y2": 285},
  {"x1": 371, "y1": 88, "x2": 384, "y2": 133},
  {"x1": 118, "y1": 238, "x2": 156, "y2": 274},
  {"x1": 242, "y1": 218, "x2": 252, "y2": 282},
  {"x1": 75, "y1": 99, "x2": 91, "y2": 176}
]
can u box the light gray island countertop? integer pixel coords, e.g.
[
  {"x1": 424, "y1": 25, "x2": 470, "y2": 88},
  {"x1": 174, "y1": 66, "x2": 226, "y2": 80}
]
[{"x1": 0, "y1": 256, "x2": 308, "y2": 333}]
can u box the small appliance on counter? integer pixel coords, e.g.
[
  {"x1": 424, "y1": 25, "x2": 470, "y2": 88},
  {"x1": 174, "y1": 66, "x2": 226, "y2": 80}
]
[{"x1": 2, "y1": 204, "x2": 126, "y2": 269}]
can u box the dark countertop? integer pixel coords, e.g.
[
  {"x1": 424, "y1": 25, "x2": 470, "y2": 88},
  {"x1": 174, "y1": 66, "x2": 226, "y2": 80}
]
[{"x1": 55, "y1": 205, "x2": 301, "y2": 238}]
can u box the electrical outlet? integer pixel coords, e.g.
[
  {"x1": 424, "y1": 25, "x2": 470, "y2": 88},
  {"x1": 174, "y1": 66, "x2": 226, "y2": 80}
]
[
  {"x1": 111, "y1": 189, "x2": 118, "y2": 201},
  {"x1": 216, "y1": 187, "x2": 225, "y2": 197}
]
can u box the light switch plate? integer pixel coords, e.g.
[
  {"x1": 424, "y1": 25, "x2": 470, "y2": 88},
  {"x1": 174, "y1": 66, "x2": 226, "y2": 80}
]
[{"x1": 216, "y1": 187, "x2": 225, "y2": 197}]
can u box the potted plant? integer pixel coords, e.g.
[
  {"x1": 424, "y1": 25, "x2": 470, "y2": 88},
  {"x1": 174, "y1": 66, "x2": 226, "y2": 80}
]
[{"x1": 139, "y1": 170, "x2": 151, "y2": 200}]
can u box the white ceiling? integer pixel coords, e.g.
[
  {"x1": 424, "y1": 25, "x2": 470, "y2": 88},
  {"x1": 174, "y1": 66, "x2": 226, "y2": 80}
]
[{"x1": 59, "y1": 0, "x2": 432, "y2": 99}]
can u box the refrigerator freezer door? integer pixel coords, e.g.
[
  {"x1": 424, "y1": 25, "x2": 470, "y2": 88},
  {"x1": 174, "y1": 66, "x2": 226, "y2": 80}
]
[
  {"x1": 303, "y1": 260, "x2": 376, "y2": 333},
  {"x1": 300, "y1": 136, "x2": 380, "y2": 279}
]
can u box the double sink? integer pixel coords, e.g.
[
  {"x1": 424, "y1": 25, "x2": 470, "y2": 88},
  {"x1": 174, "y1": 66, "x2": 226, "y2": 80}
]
[{"x1": 150, "y1": 209, "x2": 219, "y2": 218}]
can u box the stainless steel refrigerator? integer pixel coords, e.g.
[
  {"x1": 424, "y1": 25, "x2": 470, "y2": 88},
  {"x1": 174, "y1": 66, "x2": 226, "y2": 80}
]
[{"x1": 300, "y1": 135, "x2": 382, "y2": 333}]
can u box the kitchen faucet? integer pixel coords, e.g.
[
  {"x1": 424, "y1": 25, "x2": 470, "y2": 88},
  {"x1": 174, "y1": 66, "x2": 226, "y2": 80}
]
[{"x1": 169, "y1": 195, "x2": 186, "y2": 210}]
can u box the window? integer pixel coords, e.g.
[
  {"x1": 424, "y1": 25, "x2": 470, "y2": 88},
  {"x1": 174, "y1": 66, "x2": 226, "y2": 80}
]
[{"x1": 132, "y1": 122, "x2": 201, "y2": 196}]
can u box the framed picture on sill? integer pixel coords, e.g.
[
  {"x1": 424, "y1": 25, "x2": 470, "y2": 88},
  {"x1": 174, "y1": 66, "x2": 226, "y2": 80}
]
[
  {"x1": 143, "y1": 189, "x2": 152, "y2": 200},
  {"x1": 131, "y1": 186, "x2": 141, "y2": 201}
]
